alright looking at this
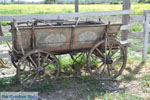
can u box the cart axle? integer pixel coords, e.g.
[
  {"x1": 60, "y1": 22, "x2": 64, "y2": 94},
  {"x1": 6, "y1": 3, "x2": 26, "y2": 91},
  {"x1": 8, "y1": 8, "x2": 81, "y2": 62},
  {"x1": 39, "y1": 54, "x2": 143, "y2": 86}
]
[{"x1": 106, "y1": 56, "x2": 113, "y2": 64}]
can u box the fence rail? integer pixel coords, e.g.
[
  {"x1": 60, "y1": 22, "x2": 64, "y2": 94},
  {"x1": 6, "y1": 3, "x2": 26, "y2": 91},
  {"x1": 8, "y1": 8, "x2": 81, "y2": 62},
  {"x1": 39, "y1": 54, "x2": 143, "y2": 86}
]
[
  {"x1": 0, "y1": 9, "x2": 149, "y2": 62},
  {"x1": 0, "y1": 10, "x2": 134, "y2": 21}
]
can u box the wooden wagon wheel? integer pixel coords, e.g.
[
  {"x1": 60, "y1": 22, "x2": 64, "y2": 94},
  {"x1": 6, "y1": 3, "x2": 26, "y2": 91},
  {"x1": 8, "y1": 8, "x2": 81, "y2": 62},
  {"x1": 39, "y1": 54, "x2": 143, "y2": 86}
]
[
  {"x1": 17, "y1": 50, "x2": 60, "y2": 88},
  {"x1": 87, "y1": 39, "x2": 127, "y2": 79},
  {"x1": 11, "y1": 56, "x2": 19, "y2": 68},
  {"x1": 70, "y1": 52, "x2": 88, "y2": 74}
]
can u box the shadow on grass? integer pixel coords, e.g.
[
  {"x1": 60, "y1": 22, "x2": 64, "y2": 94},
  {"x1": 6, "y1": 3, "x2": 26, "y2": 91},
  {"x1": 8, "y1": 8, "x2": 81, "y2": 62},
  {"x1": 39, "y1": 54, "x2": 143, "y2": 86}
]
[
  {"x1": 121, "y1": 62, "x2": 145, "y2": 81},
  {"x1": 0, "y1": 74, "x2": 124, "y2": 99}
]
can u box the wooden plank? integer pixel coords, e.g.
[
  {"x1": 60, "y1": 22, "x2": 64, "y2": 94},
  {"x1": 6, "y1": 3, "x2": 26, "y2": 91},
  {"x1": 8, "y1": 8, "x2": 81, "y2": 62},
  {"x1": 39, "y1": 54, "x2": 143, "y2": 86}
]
[
  {"x1": 121, "y1": 0, "x2": 131, "y2": 41},
  {"x1": 129, "y1": 32, "x2": 144, "y2": 37},
  {"x1": 0, "y1": 36, "x2": 12, "y2": 41},
  {"x1": 0, "y1": 44, "x2": 10, "y2": 51},
  {"x1": 129, "y1": 44, "x2": 143, "y2": 51},
  {"x1": 144, "y1": 10, "x2": 150, "y2": 14},
  {"x1": 0, "y1": 10, "x2": 134, "y2": 21},
  {"x1": 130, "y1": 15, "x2": 145, "y2": 21},
  {"x1": 0, "y1": 53, "x2": 10, "y2": 58},
  {"x1": 120, "y1": 40, "x2": 131, "y2": 46},
  {"x1": 0, "y1": 22, "x2": 3, "y2": 36},
  {"x1": 120, "y1": 24, "x2": 133, "y2": 30},
  {"x1": 121, "y1": 0, "x2": 131, "y2": 53},
  {"x1": 142, "y1": 13, "x2": 150, "y2": 62},
  {"x1": 75, "y1": 0, "x2": 79, "y2": 13}
]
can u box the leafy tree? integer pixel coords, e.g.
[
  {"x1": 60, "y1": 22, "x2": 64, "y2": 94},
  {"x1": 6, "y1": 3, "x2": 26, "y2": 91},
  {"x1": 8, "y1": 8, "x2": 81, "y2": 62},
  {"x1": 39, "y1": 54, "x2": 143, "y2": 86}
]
[
  {"x1": 44, "y1": 0, "x2": 56, "y2": 4},
  {"x1": 138, "y1": 0, "x2": 150, "y2": 3},
  {"x1": 11, "y1": 0, "x2": 14, "y2": 3},
  {"x1": 138, "y1": 0, "x2": 145, "y2": 3}
]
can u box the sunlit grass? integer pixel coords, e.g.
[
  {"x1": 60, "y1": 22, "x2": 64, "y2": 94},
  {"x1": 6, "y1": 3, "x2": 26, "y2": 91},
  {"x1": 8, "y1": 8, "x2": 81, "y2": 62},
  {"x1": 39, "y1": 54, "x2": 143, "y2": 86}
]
[{"x1": 0, "y1": 4, "x2": 149, "y2": 16}]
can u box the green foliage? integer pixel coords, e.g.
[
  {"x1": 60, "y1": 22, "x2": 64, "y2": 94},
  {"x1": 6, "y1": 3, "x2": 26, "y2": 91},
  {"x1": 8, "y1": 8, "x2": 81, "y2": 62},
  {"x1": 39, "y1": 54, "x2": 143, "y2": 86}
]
[
  {"x1": 44, "y1": 0, "x2": 56, "y2": 4},
  {"x1": 1, "y1": 21, "x2": 9, "y2": 26},
  {"x1": 110, "y1": 0, "x2": 119, "y2": 4},
  {"x1": 145, "y1": 0, "x2": 150, "y2": 3},
  {"x1": 138, "y1": 0, "x2": 150, "y2": 3},
  {"x1": 0, "y1": 4, "x2": 149, "y2": 16},
  {"x1": 132, "y1": 25, "x2": 142, "y2": 32}
]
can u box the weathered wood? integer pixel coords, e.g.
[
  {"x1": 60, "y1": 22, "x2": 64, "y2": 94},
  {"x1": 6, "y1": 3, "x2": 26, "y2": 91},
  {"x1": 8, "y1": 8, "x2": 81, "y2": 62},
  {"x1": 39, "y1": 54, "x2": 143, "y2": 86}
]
[
  {"x1": 129, "y1": 32, "x2": 144, "y2": 37},
  {"x1": 0, "y1": 22, "x2": 3, "y2": 36},
  {"x1": 130, "y1": 15, "x2": 145, "y2": 21},
  {"x1": 75, "y1": 0, "x2": 79, "y2": 13},
  {"x1": 121, "y1": 0, "x2": 131, "y2": 41},
  {"x1": 120, "y1": 24, "x2": 133, "y2": 30},
  {"x1": 120, "y1": 40, "x2": 131, "y2": 46},
  {"x1": 129, "y1": 44, "x2": 143, "y2": 51},
  {"x1": 0, "y1": 36, "x2": 12, "y2": 42},
  {"x1": 142, "y1": 14, "x2": 150, "y2": 62},
  {"x1": 0, "y1": 10, "x2": 134, "y2": 21},
  {"x1": 144, "y1": 10, "x2": 150, "y2": 14},
  {"x1": 0, "y1": 53, "x2": 10, "y2": 58},
  {"x1": 0, "y1": 44, "x2": 10, "y2": 51}
]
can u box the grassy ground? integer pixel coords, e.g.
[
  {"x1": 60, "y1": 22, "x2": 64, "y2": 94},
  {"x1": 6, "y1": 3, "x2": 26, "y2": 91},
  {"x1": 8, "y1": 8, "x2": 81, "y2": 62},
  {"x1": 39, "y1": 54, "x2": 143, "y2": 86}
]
[
  {"x1": 0, "y1": 58, "x2": 150, "y2": 100},
  {"x1": 0, "y1": 4, "x2": 150, "y2": 16},
  {"x1": 0, "y1": 4, "x2": 150, "y2": 99}
]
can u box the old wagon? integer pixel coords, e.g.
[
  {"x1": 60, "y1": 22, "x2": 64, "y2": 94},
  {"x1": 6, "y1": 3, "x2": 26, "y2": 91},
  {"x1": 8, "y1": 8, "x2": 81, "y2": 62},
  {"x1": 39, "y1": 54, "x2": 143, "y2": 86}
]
[{"x1": 9, "y1": 19, "x2": 127, "y2": 88}]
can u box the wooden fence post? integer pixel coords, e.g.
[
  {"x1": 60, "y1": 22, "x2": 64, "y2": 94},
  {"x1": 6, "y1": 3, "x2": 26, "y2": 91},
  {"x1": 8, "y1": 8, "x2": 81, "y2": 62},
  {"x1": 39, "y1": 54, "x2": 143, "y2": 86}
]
[
  {"x1": 75, "y1": 0, "x2": 79, "y2": 20},
  {"x1": 75, "y1": 0, "x2": 79, "y2": 13},
  {"x1": 142, "y1": 13, "x2": 150, "y2": 62},
  {"x1": 0, "y1": 22, "x2": 3, "y2": 36},
  {"x1": 122, "y1": 0, "x2": 131, "y2": 49}
]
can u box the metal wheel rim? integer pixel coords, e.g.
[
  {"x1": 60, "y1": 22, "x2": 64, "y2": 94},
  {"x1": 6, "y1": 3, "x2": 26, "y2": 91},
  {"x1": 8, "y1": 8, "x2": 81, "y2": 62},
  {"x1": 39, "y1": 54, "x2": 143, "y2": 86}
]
[
  {"x1": 87, "y1": 39, "x2": 127, "y2": 79},
  {"x1": 17, "y1": 50, "x2": 60, "y2": 88}
]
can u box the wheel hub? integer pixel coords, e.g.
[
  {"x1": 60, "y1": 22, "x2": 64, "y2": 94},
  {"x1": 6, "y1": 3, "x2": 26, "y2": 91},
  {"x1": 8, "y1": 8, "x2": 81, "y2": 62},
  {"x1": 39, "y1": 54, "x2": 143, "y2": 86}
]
[
  {"x1": 35, "y1": 67, "x2": 45, "y2": 75},
  {"x1": 106, "y1": 56, "x2": 113, "y2": 64}
]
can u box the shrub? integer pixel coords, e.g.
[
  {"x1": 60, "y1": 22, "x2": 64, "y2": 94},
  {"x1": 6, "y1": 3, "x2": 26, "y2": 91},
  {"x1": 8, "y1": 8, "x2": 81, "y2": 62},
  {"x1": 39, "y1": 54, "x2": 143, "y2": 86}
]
[
  {"x1": 138, "y1": 0, "x2": 150, "y2": 3},
  {"x1": 110, "y1": 0, "x2": 119, "y2": 4}
]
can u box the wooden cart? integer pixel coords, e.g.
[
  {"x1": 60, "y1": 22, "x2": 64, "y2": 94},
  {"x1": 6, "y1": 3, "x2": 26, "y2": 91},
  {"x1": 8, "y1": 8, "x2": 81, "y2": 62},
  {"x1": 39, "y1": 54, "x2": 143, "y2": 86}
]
[{"x1": 9, "y1": 19, "x2": 127, "y2": 88}]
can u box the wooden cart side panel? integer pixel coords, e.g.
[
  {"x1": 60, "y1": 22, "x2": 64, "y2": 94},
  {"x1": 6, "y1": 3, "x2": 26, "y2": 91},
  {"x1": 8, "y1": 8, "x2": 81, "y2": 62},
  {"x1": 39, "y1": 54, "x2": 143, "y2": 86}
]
[
  {"x1": 14, "y1": 29, "x2": 32, "y2": 51},
  {"x1": 35, "y1": 27, "x2": 72, "y2": 52},
  {"x1": 107, "y1": 25, "x2": 122, "y2": 38},
  {"x1": 73, "y1": 26, "x2": 105, "y2": 50},
  {"x1": 12, "y1": 24, "x2": 122, "y2": 53}
]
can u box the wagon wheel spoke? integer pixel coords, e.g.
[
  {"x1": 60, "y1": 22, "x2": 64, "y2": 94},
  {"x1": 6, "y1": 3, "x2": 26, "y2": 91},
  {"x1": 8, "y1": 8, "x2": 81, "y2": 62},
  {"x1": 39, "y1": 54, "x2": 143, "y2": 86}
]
[
  {"x1": 91, "y1": 54, "x2": 104, "y2": 61},
  {"x1": 109, "y1": 64, "x2": 118, "y2": 74},
  {"x1": 108, "y1": 40, "x2": 113, "y2": 55},
  {"x1": 28, "y1": 56, "x2": 38, "y2": 68},
  {"x1": 112, "y1": 55, "x2": 123, "y2": 60},
  {"x1": 111, "y1": 48, "x2": 119, "y2": 57},
  {"x1": 71, "y1": 52, "x2": 87, "y2": 64},
  {"x1": 89, "y1": 61, "x2": 103, "y2": 67},
  {"x1": 22, "y1": 74, "x2": 35, "y2": 83},
  {"x1": 42, "y1": 54, "x2": 49, "y2": 65},
  {"x1": 93, "y1": 63, "x2": 104, "y2": 74},
  {"x1": 100, "y1": 64, "x2": 107, "y2": 77},
  {"x1": 88, "y1": 39, "x2": 127, "y2": 79},
  {"x1": 107, "y1": 64, "x2": 111, "y2": 78},
  {"x1": 72, "y1": 53, "x2": 83, "y2": 61},
  {"x1": 95, "y1": 48, "x2": 104, "y2": 57},
  {"x1": 17, "y1": 50, "x2": 60, "y2": 89},
  {"x1": 113, "y1": 61, "x2": 123, "y2": 65},
  {"x1": 29, "y1": 74, "x2": 38, "y2": 87},
  {"x1": 45, "y1": 72, "x2": 54, "y2": 77},
  {"x1": 38, "y1": 52, "x2": 41, "y2": 67}
]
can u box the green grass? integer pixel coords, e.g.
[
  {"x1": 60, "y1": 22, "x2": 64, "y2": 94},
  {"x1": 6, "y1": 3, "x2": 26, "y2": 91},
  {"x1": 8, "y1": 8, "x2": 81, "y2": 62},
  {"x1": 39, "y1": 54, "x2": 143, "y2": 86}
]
[
  {"x1": 0, "y1": 4, "x2": 149, "y2": 16},
  {"x1": 141, "y1": 74, "x2": 150, "y2": 87},
  {"x1": 132, "y1": 25, "x2": 143, "y2": 32},
  {"x1": 0, "y1": 76, "x2": 143, "y2": 100}
]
